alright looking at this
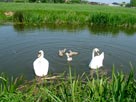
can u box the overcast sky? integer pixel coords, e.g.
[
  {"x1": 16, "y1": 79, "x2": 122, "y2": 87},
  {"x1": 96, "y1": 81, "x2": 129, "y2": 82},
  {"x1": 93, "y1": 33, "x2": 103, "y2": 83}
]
[{"x1": 89, "y1": 0, "x2": 130, "y2": 3}]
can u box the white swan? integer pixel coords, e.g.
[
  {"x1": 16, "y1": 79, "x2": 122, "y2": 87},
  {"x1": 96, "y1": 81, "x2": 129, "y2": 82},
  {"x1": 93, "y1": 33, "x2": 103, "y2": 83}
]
[
  {"x1": 33, "y1": 50, "x2": 49, "y2": 77},
  {"x1": 89, "y1": 48, "x2": 104, "y2": 69},
  {"x1": 65, "y1": 52, "x2": 72, "y2": 62}
]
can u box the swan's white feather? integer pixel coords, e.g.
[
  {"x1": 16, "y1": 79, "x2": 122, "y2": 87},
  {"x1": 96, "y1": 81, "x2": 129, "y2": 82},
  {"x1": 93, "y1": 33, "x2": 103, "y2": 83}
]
[
  {"x1": 33, "y1": 50, "x2": 49, "y2": 77},
  {"x1": 89, "y1": 48, "x2": 104, "y2": 69}
]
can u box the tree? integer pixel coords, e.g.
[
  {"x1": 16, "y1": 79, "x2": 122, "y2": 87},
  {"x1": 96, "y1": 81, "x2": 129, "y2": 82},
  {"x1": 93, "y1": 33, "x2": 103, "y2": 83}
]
[
  {"x1": 130, "y1": 0, "x2": 136, "y2": 7},
  {"x1": 29, "y1": 0, "x2": 36, "y2": 2}
]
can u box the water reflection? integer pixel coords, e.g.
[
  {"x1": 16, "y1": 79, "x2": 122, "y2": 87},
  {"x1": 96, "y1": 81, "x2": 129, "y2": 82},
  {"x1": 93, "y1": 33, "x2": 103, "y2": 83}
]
[
  {"x1": 13, "y1": 24, "x2": 136, "y2": 35},
  {"x1": 88, "y1": 25, "x2": 136, "y2": 36},
  {"x1": 13, "y1": 24, "x2": 86, "y2": 32}
]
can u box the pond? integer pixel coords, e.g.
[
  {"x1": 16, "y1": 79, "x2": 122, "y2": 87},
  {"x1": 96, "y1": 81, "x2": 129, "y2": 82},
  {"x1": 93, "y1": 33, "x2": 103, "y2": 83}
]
[{"x1": 0, "y1": 24, "x2": 136, "y2": 79}]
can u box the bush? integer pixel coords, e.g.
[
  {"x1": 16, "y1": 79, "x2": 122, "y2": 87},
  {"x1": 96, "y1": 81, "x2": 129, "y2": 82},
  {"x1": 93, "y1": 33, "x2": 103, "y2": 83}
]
[
  {"x1": 29, "y1": 0, "x2": 36, "y2": 2},
  {"x1": 13, "y1": 0, "x2": 29, "y2": 2},
  {"x1": 130, "y1": 0, "x2": 136, "y2": 7}
]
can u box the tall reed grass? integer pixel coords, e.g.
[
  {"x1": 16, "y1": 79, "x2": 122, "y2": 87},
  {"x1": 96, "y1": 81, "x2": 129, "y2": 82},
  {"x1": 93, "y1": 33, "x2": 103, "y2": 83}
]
[
  {"x1": 0, "y1": 67, "x2": 135, "y2": 102},
  {"x1": 0, "y1": 3, "x2": 136, "y2": 27},
  {"x1": 12, "y1": 10, "x2": 136, "y2": 27}
]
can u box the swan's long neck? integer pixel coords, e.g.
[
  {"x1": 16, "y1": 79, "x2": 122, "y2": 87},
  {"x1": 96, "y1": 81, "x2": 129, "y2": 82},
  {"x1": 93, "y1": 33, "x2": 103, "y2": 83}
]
[
  {"x1": 41, "y1": 54, "x2": 44, "y2": 58},
  {"x1": 92, "y1": 50, "x2": 95, "y2": 59}
]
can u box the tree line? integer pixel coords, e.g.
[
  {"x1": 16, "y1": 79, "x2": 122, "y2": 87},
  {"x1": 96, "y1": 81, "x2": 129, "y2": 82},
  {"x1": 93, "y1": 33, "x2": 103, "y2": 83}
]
[
  {"x1": 2, "y1": 0, "x2": 136, "y2": 7},
  {"x1": 130, "y1": 0, "x2": 136, "y2": 7},
  {"x1": 12, "y1": 0, "x2": 81, "y2": 3}
]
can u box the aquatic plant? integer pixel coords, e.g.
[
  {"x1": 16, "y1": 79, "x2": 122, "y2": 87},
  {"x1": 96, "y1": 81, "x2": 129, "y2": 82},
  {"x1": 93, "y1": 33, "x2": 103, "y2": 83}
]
[
  {"x1": 0, "y1": 73, "x2": 24, "y2": 93},
  {"x1": 0, "y1": 3, "x2": 136, "y2": 27},
  {"x1": 0, "y1": 67, "x2": 135, "y2": 102}
]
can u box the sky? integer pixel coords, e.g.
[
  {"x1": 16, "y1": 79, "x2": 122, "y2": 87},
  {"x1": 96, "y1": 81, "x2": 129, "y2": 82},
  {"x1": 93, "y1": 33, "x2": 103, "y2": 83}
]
[{"x1": 89, "y1": 0, "x2": 130, "y2": 3}]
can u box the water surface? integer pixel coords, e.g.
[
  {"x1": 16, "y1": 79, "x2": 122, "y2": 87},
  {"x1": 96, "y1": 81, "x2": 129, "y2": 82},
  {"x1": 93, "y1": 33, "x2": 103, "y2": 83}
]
[{"x1": 0, "y1": 24, "x2": 136, "y2": 79}]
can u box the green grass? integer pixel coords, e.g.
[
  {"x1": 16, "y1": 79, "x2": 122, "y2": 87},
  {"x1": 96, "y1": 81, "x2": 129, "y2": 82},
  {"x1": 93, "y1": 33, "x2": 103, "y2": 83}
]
[
  {"x1": 0, "y1": 3, "x2": 136, "y2": 27},
  {"x1": 0, "y1": 67, "x2": 136, "y2": 102}
]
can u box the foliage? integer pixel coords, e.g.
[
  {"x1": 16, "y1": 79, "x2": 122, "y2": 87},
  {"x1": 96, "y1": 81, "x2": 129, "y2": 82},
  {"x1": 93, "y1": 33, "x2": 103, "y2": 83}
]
[
  {"x1": 130, "y1": 0, "x2": 136, "y2": 7},
  {"x1": 125, "y1": 3, "x2": 131, "y2": 7},
  {"x1": 0, "y1": 67, "x2": 136, "y2": 102},
  {"x1": 0, "y1": 3, "x2": 136, "y2": 27},
  {"x1": 0, "y1": 73, "x2": 24, "y2": 93},
  {"x1": 29, "y1": 0, "x2": 36, "y2": 2},
  {"x1": 13, "y1": 0, "x2": 29, "y2": 2},
  {"x1": 29, "y1": 0, "x2": 66, "y2": 3},
  {"x1": 70, "y1": 0, "x2": 81, "y2": 3}
]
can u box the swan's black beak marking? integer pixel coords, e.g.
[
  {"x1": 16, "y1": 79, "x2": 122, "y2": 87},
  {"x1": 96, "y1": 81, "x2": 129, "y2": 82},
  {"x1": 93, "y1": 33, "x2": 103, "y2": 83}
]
[
  {"x1": 38, "y1": 52, "x2": 41, "y2": 54},
  {"x1": 38, "y1": 52, "x2": 41, "y2": 57},
  {"x1": 96, "y1": 51, "x2": 100, "y2": 55}
]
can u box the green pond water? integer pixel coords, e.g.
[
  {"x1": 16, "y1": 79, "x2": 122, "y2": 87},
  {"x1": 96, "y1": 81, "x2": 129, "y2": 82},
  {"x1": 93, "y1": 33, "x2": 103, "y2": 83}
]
[{"x1": 0, "y1": 24, "x2": 136, "y2": 79}]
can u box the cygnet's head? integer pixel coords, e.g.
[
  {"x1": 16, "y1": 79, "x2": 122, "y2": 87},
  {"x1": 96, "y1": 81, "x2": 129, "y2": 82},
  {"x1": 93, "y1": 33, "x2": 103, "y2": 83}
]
[{"x1": 38, "y1": 50, "x2": 44, "y2": 58}]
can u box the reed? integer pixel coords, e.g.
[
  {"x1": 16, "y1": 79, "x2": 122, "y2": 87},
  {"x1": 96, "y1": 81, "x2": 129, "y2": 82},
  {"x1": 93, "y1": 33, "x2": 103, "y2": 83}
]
[
  {"x1": 0, "y1": 3, "x2": 136, "y2": 27},
  {"x1": 0, "y1": 67, "x2": 135, "y2": 102}
]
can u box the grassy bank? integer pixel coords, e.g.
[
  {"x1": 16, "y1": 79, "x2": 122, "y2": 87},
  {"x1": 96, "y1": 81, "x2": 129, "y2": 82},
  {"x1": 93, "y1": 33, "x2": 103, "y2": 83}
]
[
  {"x1": 0, "y1": 3, "x2": 136, "y2": 27},
  {"x1": 0, "y1": 68, "x2": 136, "y2": 102}
]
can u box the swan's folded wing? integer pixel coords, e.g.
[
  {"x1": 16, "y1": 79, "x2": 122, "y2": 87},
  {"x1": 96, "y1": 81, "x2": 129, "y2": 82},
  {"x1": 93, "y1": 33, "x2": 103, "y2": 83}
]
[
  {"x1": 33, "y1": 58, "x2": 49, "y2": 76},
  {"x1": 100, "y1": 52, "x2": 104, "y2": 60}
]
